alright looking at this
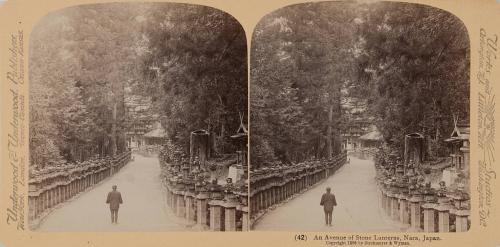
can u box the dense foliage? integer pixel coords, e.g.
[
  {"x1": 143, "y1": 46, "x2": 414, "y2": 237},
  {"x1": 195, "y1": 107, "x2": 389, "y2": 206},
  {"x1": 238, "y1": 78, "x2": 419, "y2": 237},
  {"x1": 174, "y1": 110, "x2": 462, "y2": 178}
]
[
  {"x1": 30, "y1": 3, "x2": 247, "y2": 169},
  {"x1": 251, "y1": 2, "x2": 469, "y2": 166},
  {"x1": 30, "y1": 4, "x2": 141, "y2": 167},
  {"x1": 251, "y1": 2, "x2": 357, "y2": 166},
  {"x1": 139, "y1": 4, "x2": 247, "y2": 155},
  {"x1": 358, "y1": 3, "x2": 470, "y2": 157}
]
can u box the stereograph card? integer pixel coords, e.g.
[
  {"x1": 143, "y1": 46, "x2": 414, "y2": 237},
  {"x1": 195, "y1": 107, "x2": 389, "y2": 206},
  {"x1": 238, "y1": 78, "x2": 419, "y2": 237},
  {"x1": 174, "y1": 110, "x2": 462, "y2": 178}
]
[{"x1": 0, "y1": 0, "x2": 499, "y2": 246}]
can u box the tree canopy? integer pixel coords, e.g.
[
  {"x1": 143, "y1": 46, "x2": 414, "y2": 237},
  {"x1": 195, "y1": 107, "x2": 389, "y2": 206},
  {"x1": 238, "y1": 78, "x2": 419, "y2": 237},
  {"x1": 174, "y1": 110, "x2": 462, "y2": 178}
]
[
  {"x1": 139, "y1": 4, "x2": 247, "y2": 154},
  {"x1": 29, "y1": 3, "x2": 247, "y2": 169},
  {"x1": 250, "y1": 2, "x2": 469, "y2": 167}
]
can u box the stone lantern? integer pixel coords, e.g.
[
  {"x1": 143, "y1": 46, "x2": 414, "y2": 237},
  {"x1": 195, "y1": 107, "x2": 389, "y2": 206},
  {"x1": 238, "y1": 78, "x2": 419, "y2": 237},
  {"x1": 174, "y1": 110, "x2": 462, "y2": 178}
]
[
  {"x1": 181, "y1": 160, "x2": 190, "y2": 179},
  {"x1": 443, "y1": 118, "x2": 470, "y2": 187},
  {"x1": 229, "y1": 113, "x2": 248, "y2": 182},
  {"x1": 190, "y1": 129, "x2": 211, "y2": 167},
  {"x1": 191, "y1": 156, "x2": 201, "y2": 174},
  {"x1": 448, "y1": 183, "x2": 470, "y2": 232},
  {"x1": 404, "y1": 133, "x2": 424, "y2": 169},
  {"x1": 395, "y1": 162, "x2": 405, "y2": 177},
  {"x1": 224, "y1": 178, "x2": 235, "y2": 197},
  {"x1": 406, "y1": 160, "x2": 416, "y2": 176}
]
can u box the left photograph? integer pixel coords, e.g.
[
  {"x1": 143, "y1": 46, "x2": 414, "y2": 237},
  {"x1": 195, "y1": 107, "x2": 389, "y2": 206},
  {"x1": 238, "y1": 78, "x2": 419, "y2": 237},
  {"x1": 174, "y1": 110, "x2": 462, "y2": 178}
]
[{"x1": 28, "y1": 3, "x2": 248, "y2": 232}]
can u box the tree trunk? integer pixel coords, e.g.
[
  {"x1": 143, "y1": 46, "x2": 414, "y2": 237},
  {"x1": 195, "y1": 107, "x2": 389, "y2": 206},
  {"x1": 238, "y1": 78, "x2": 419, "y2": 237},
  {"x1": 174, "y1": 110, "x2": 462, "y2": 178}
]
[
  {"x1": 100, "y1": 137, "x2": 105, "y2": 158},
  {"x1": 111, "y1": 102, "x2": 117, "y2": 157},
  {"x1": 220, "y1": 119, "x2": 225, "y2": 153},
  {"x1": 326, "y1": 104, "x2": 333, "y2": 159}
]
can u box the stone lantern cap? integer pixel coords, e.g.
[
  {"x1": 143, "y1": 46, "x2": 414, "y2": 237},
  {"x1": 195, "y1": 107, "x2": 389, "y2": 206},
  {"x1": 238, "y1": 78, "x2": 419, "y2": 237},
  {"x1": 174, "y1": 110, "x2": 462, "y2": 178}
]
[
  {"x1": 448, "y1": 191, "x2": 470, "y2": 201},
  {"x1": 191, "y1": 129, "x2": 209, "y2": 136},
  {"x1": 434, "y1": 202, "x2": 453, "y2": 212},
  {"x1": 208, "y1": 199, "x2": 224, "y2": 207},
  {"x1": 453, "y1": 209, "x2": 470, "y2": 216},
  {"x1": 445, "y1": 119, "x2": 470, "y2": 142},
  {"x1": 231, "y1": 112, "x2": 248, "y2": 139},
  {"x1": 421, "y1": 202, "x2": 437, "y2": 209},
  {"x1": 409, "y1": 194, "x2": 424, "y2": 202}
]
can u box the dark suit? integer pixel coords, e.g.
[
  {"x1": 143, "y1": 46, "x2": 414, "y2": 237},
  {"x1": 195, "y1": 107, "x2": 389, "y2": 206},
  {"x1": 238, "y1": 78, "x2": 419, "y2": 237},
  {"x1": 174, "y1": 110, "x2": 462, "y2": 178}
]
[
  {"x1": 106, "y1": 190, "x2": 123, "y2": 223},
  {"x1": 320, "y1": 192, "x2": 337, "y2": 225}
]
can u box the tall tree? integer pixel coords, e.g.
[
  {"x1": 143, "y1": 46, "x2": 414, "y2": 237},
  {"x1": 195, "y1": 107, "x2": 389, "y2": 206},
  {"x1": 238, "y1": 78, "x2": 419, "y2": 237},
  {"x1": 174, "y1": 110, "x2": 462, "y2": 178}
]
[
  {"x1": 30, "y1": 3, "x2": 144, "y2": 167},
  {"x1": 251, "y1": 2, "x2": 356, "y2": 165},
  {"x1": 355, "y1": 2, "x2": 470, "y2": 157},
  {"x1": 139, "y1": 4, "x2": 248, "y2": 155}
]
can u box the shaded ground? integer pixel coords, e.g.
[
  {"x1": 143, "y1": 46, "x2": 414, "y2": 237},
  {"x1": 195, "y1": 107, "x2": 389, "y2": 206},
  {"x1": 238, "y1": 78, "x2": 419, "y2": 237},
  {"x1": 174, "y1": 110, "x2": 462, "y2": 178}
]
[
  {"x1": 37, "y1": 154, "x2": 187, "y2": 232},
  {"x1": 254, "y1": 155, "x2": 407, "y2": 232}
]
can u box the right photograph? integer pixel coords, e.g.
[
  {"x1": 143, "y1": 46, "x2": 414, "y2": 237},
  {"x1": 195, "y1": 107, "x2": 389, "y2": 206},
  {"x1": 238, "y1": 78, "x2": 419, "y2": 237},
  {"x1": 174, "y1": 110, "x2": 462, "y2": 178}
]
[{"x1": 249, "y1": 1, "x2": 470, "y2": 232}]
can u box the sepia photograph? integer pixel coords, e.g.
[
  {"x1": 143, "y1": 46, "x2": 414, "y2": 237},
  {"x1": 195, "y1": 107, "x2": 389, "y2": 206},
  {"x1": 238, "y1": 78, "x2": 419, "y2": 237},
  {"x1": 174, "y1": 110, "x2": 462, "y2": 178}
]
[
  {"x1": 249, "y1": 1, "x2": 470, "y2": 232},
  {"x1": 28, "y1": 3, "x2": 248, "y2": 232}
]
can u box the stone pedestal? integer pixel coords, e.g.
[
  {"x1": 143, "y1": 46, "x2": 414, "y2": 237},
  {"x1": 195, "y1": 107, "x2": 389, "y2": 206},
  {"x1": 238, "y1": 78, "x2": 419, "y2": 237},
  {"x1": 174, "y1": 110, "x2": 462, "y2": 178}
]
[
  {"x1": 250, "y1": 194, "x2": 257, "y2": 214},
  {"x1": 260, "y1": 190, "x2": 265, "y2": 209},
  {"x1": 422, "y1": 203, "x2": 437, "y2": 232},
  {"x1": 48, "y1": 190, "x2": 53, "y2": 208},
  {"x1": 61, "y1": 185, "x2": 65, "y2": 202},
  {"x1": 454, "y1": 210, "x2": 470, "y2": 232},
  {"x1": 41, "y1": 191, "x2": 46, "y2": 210},
  {"x1": 175, "y1": 192, "x2": 186, "y2": 217},
  {"x1": 270, "y1": 188, "x2": 275, "y2": 206},
  {"x1": 28, "y1": 196, "x2": 35, "y2": 220},
  {"x1": 273, "y1": 186, "x2": 278, "y2": 204},
  {"x1": 435, "y1": 197, "x2": 452, "y2": 232},
  {"x1": 62, "y1": 185, "x2": 66, "y2": 201},
  {"x1": 399, "y1": 196, "x2": 410, "y2": 225},
  {"x1": 437, "y1": 209, "x2": 450, "y2": 232},
  {"x1": 409, "y1": 195, "x2": 423, "y2": 230},
  {"x1": 185, "y1": 192, "x2": 196, "y2": 223},
  {"x1": 380, "y1": 190, "x2": 386, "y2": 213},
  {"x1": 262, "y1": 190, "x2": 268, "y2": 209},
  {"x1": 54, "y1": 187, "x2": 59, "y2": 205},
  {"x1": 224, "y1": 206, "x2": 236, "y2": 231},
  {"x1": 172, "y1": 190, "x2": 178, "y2": 212},
  {"x1": 209, "y1": 200, "x2": 224, "y2": 231},
  {"x1": 223, "y1": 198, "x2": 238, "y2": 231},
  {"x1": 67, "y1": 183, "x2": 71, "y2": 199},
  {"x1": 55, "y1": 187, "x2": 59, "y2": 205},
  {"x1": 255, "y1": 193, "x2": 260, "y2": 212},
  {"x1": 385, "y1": 192, "x2": 393, "y2": 216},
  {"x1": 267, "y1": 189, "x2": 272, "y2": 207},
  {"x1": 391, "y1": 195, "x2": 399, "y2": 221},
  {"x1": 57, "y1": 186, "x2": 62, "y2": 204},
  {"x1": 196, "y1": 192, "x2": 210, "y2": 227},
  {"x1": 284, "y1": 184, "x2": 289, "y2": 199},
  {"x1": 35, "y1": 196, "x2": 40, "y2": 217},
  {"x1": 275, "y1": 187, "x2": 281, "y2": 203},
  {"x1": 166, "y1": 189, "x2": 171, "y2": 207},
  {"x1": 241, "y1": 206, "x2": 249, "y2": 231}
]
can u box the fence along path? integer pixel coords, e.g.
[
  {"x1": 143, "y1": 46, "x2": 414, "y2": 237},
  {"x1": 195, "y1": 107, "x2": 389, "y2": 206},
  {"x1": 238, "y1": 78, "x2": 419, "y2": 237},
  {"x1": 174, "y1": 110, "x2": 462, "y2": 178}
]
[
  {"x1": 253, "y1": 155, "x2": 402, "y2": 231},
  {"x1": 33, "y1": 153, "x2": 187, "y2": 231}
]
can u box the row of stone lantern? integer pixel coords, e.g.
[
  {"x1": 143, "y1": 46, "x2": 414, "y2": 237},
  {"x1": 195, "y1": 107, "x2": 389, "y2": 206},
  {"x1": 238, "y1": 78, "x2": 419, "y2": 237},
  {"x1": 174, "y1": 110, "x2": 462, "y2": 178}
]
[
  {"x1": 249, "y1": 152, "x2": 347, "y2": 228},
  {"x1": 162, "y1": 163, "x2": 249, "y2": 231},
  {"x1": 376, "y1": 160, "x2": 470, "y2": 232},
  {"x1": 160, "y1": 126, "x2": 249, "y2": 231},
  {"x1": 376, "y1": 123, "x2": 470, "y2": 232},
  {"x1": 28, "y1": 151, "x2": 132, "y2": 228}
]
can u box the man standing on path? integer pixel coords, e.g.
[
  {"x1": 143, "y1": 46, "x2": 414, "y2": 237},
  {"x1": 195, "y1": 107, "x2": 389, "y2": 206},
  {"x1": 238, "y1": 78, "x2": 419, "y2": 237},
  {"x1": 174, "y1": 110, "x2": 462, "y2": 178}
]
[
  {"x1": 320, "y1": 187, "x2": 337, "y2": 226},
  {"x1": 106, "y1": 185, "x2": 123, "y2": 224}
]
